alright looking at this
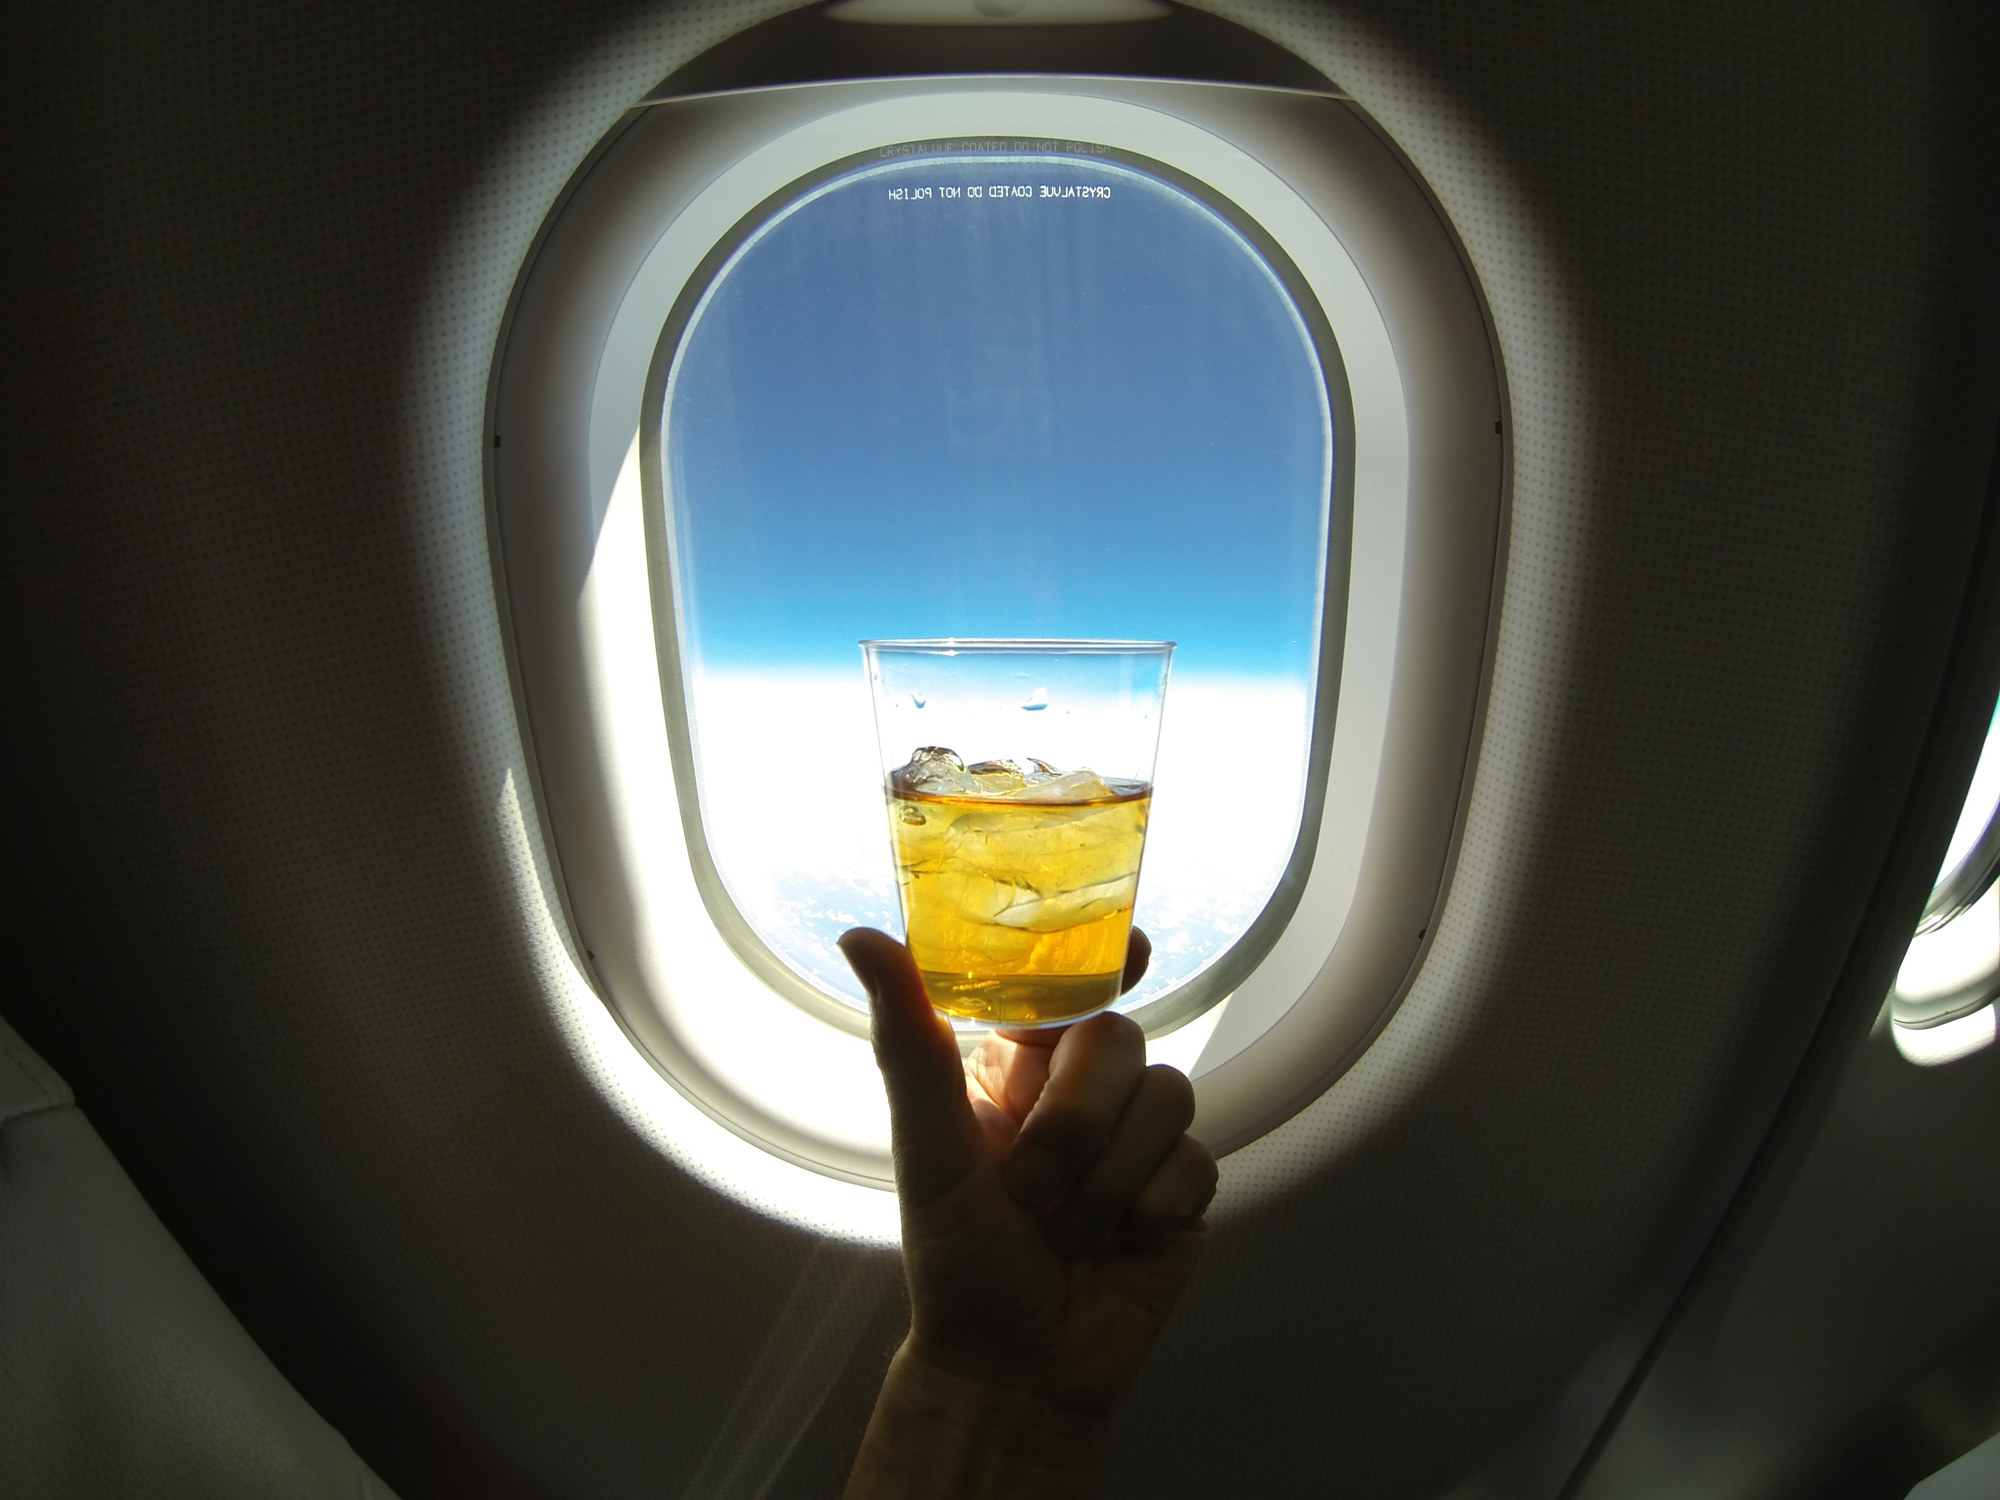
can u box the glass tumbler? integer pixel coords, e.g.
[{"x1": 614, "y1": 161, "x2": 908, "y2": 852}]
[{"x1": 862, "y1": 639, "x2": 1173, "y2": 1027}]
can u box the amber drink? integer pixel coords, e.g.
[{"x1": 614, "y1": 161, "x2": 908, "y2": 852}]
[
  {"x1": 863, "y1": 640, "x2": 1173, "y2": 1028},
  {"x1": 888, "y1": 750, "x2": 1151, "y2": 1024}
]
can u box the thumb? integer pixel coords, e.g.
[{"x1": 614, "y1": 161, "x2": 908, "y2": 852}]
[{"x1": 839, "y1": 929, "x2": 986, "y2": 1207}]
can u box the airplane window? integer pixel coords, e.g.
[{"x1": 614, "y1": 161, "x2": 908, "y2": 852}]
[
  {"x1": 490, "y1": 62, "x2": 1503, "y2": 1223},
  {"x1": 649, "y1": 144, "x2": 1335, "y2": 1029}
]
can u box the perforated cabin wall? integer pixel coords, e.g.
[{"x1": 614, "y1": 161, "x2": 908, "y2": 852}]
[
  {"x1": 2, "y1": 4, "x2": 1996, "y2": 1500},
  {"x1": 1119, "y1": 7, "x2": 1999, "y2": 1496}
]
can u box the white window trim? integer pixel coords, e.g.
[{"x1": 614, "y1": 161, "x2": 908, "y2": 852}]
[
  {"x1": 490, "y1": 75, "x2": 1505, "y2": 1237},
  {"x1": 1891, "y1": 707, "x2": 2000, "y2": 1066}
]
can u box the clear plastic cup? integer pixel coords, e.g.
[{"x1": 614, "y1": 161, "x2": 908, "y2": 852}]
[{"x1": 862, "y1": 639, "x2": 1174, "y2": 1027}]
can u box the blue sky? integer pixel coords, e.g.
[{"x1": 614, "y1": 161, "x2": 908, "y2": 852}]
[{"x1": 663, "y1": 150, "x2": 1332, "y2": 680}]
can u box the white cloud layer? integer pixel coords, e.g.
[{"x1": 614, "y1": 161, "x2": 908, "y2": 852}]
[{"x1": 689, "y1": 669, "x2": 1313, "y2": 1008}]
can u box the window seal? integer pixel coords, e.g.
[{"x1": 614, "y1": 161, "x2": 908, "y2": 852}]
[{"x1": 486, "y1": 73, "x2": 1506, "y2": 1207}]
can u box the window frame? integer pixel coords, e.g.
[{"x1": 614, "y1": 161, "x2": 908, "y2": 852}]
[
  {"x1": 488, "y1": 73, "x2": 1506, "y2": 1228},
  {"x1": 1891, "y1": 702, "x2": 2000, "y2": 1061}
]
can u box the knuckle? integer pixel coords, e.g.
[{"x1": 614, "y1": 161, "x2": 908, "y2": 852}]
[
  {"x1": 1192, "y1": 1152, "x2": 1220, "y2": 1210},
  {"x1": 1074, "y1": 1009, "x2": 1144, "y2": 1057},
  {"x1": 1181, "y1": 1162, "x2": 1219, "y2": 1217},
  {"x1": 1141, "y1": 1064, "x2": 1196, "y2": 1126},
  {"x1": 1178, "y1": 1133, "x2": 1217, "y2": 1180},
  {"x1": 1130, "y1": 1184, "x2": 1181, "y2": 1230},
  {"x1": 1024, "y1": 1101, "x2": 1111, "y2": 1159},
  {"x1": 1135, "y1": 1138, "x2": 1216, "y2": 1221}
]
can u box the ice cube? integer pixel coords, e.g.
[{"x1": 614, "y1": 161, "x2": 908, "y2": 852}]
[
  {"x1": 897, "y1": 750, "x2": 1109, "y2": 801},
  {"x1": 1010, "y1": 767, "x2": 1117, "y2": 802},
  {"x1": 936, "y1": 870, "x2": 1043, "y2": 927},
  {"x1": 989, "y1": 874, "x2": 1140, "y2": 932},
  {"x1": 895, "y1": 746, "x2": 979, "y2": 796},
  {"x1": 965, "y1": 759, "x2": 1030, "y2": 795}
]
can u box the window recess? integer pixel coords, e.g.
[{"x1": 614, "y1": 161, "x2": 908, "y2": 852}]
[{"x1": 489, "y1": 24, "x2": 1504, "y2": 1234}]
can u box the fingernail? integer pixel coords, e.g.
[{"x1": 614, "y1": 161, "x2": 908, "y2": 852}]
[{"x1": 1004, "y1": 1148, "x2": 1064, "y2": 1210}]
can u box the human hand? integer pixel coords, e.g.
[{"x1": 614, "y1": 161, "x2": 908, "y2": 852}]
[{"x1": 839, "y1": 928, "x2": 1216, "y2": 1498}]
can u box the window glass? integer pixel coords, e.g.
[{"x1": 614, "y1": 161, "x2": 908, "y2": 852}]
[{"x1": 657, "y1": 144, "x2": 1334, "y2": 1014}]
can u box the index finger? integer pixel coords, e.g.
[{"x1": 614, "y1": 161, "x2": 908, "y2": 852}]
[
  {"x1": 1000, "y1": 1011, "x2": 1147, "y2": 1212},
  {"x1": 977, "y1": 925, "x2": 1155, "y2": 1115}
]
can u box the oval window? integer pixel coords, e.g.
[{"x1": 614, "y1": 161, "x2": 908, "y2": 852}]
[
  {"x1": 644, "y1": 143, "x2": 1344, "y2": 1032},
  {"x1": 489, "y1": 69, "x2": 1505, "y2": 1223}
]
